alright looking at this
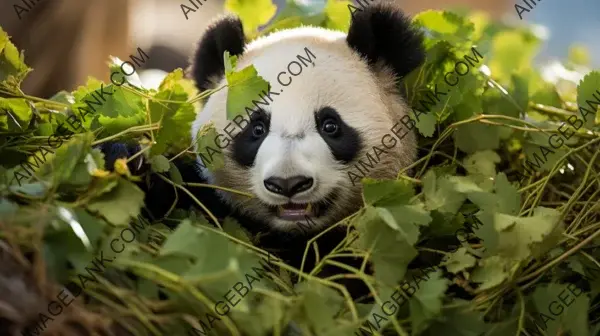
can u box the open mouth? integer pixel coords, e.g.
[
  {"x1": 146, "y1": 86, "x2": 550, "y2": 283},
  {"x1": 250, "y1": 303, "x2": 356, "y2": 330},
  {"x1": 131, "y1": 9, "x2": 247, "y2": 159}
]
[
  {"x1": 266, "y1": 189, "x2": 340, "y2": 221},
  {"x1": 277, "y1": 203, "x2": 317, "y2": 221}
]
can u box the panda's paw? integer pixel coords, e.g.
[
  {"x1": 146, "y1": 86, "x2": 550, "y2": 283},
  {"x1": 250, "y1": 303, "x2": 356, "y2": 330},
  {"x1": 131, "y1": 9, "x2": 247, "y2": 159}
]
[{"x1": 97, "y1": 141, "x2": 147, "y2": 175}]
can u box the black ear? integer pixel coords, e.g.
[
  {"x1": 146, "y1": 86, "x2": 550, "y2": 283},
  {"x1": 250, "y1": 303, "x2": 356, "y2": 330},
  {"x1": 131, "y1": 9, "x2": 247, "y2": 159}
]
[
  {"x1": 346, "y1": 3, "x2": 425, "y2": 79},
  {"x1": 191, "y1": 15, "x2": 246, "y2": 91}
]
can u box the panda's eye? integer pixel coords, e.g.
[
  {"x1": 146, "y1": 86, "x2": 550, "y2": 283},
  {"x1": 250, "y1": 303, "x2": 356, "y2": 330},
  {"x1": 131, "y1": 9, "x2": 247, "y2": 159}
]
[
  {"x1": 252, "y1": 122, "x2": 266, "y2": 138},
  {"x1": 322, "y1": 119, "x2": 339, "y2": 135}
]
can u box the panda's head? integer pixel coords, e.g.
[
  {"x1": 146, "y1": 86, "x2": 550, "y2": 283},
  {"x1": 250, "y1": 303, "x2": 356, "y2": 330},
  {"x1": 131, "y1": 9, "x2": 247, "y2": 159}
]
[{"x1": 190, "y1": 3, "x2": 424, "y2": 233}]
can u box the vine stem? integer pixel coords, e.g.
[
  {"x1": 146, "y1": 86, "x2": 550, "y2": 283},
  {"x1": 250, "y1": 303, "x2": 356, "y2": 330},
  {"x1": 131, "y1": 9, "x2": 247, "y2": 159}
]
[
  {"x1": 325, "y1": 259, "x2": 409, "y2": 336},
  {"x1": 183, "y1": 182, "x2": 254, "y2": 198},
  {"x1": 0, "y1": 89, "x2": 70, "y2": 109},
  {"x1": 526, "y1": 136, "x2": 600, "y2": 212},
  {"x1": 516, "y1": 224, "x2": 600, "y2": 284},
  {"x1": 91, "y1": 124, "x2": 159, "y2": 146},
  {"x1": 126, "y1": 145, "x2": 151, "y2": 164},
  {"x1": 516, "y1": 289, "x2": 526, "y2": 336},
  {"x1": 155, "y1": 174, "x2": 222, "y2": 229}
]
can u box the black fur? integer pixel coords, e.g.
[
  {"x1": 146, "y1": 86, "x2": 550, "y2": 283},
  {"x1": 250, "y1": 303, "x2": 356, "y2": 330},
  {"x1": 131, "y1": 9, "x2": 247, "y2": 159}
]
[
  {"x1": 314, "y1": 106, "x2": 362, "y2": 164},
  {"x1": 191, "y1": 15, "x2": 246, "y2": 92},
  {"x1": 346, "y1": 2, "x2": 425, "y2": 79},
  {"x1": 231, "y1": 109, "x2": 270, "y2": 167},
  {"x1": 99, "y1": 142, "x2": 144, "y2": 174}
]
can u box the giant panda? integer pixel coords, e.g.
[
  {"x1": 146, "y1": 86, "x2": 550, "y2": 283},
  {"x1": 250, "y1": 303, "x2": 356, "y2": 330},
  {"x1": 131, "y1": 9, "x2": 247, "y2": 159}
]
[{"x1": 101, "y1": 2, "x2": 425, "y2": 302}]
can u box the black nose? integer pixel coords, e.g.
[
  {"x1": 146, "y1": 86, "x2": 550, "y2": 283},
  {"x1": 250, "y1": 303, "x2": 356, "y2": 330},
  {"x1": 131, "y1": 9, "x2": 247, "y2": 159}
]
[{"x1": 264, "y1": 176, "x2": 314, "y2": 197}]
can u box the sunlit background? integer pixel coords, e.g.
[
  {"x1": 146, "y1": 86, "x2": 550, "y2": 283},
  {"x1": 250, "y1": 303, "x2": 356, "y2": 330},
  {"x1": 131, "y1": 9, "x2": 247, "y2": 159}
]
[{"x1": 0, "y1": 0, "x2": 598, "y2": 98}]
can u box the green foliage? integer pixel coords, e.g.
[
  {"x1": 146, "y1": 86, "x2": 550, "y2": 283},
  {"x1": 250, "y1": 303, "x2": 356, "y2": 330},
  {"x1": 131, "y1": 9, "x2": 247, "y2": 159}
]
[
  {"x1": 0, "y1": 28, "x2": 30, "y2": 91},
  {"x1": 2, "y1": 2, "x2": 600, "y2": 336},
  {"x1": 223, "y1": 51, "x2": 270, "y2": 121},
  {"x1": 225, "y1": 0, "x2": 277, "y2": 35}
]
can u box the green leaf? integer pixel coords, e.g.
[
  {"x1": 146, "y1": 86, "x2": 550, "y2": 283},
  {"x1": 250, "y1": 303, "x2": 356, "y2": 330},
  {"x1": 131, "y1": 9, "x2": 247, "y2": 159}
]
[
  {"x1": 412, "y1": 109, "x2": 437, "y2": 137},
  {"x1": 9, "y1": 181, "x2": 49, "y2": 197},
  {"x1": 462, "y1": 150, "x2": 501, "y2": 191},
  {"x1": 109, "y1": 57, "x2": 144, "y2": 89},
  {"x1": 413, "y1": 11, "x2": 475, "y2": 46},
  {"x1": 12, "y1": 133, "x2": 95, "y2": 187},
  {"x1": 493, "y1": 173, "x2": 520, "y2": 216},
  {"x1": 454, "y1": 123, "x2": 501, "y2": 154},
  {"x1": 355, "y1": 206, "x2": 418, "y2": 287},
  {"x1": 260, "y1": 0, "x2": 326, "y2": 35},
  {"x1": 225, "y1": 0, "x2": 277, "y2": 34},
  {"x1": 222, "y1": 217, "x2": 252, "y2": 244},
  {"x1": 298, "y1": 281, "x2": 344, "y2": 334},
  {"x1": 426, "y1": 211, "x2": 465, "y2": 237},
  {"x1": 0, "y1": 98, "x2": 32, "y2": 131},
  {"x1": 471, "y1": 255, "x2": 516, "y2": 290},
  {"x1": 72, "y1": 79, "x2": 144, "y2": 120},
  {"x1": 168, "y1": 161, "x2": 184, "y2": 185},
  {"x1": 362, "y1": 178, "x2": 414, "y2": 207},
  {"x1": 361, "y1": 178, "x2": 431, "y2": 247},
  {"x1": 49, "y1": 91, "x2": 75, "y2": 105},
  {"x1": 180, "y1": 222, "x2": 273, "y2": 310},
  {"x1": 160, "y1": 219, "x2": 208, "y2": 257},
  {"x1": 72, "y1": 208, "x2": 108, "y2": 247},
  {"x1": 531, "y1": 283, "x2": 590, "y2": 336},
  {"x1": 423, "y1": 169, "x2": 467, "y2": 215},
  {"x1": 150, "y1": 155, "x2": 171, "y2": 173},
  {"x1": 493, "y1": 207, "x2": 561, "y2": 260},
  {"x1": 375, "y1": 207, "x2": 422, "y2": 246},
  {"x1": 423, "y1": 304, "x2": 488, "y2": 336},
  {"x1": 90, "y1": 147, "x2": 106, "y2": 170},
  {"x1": 576, "y1": 71, "x2": 600, "y2": 129},
  {"x1": 0, "y1": 198, "x2": 18, "y2": 218},
  {"x1": 409, "y1": 270, "x2": 448, "y2": 335},
  {"x1": 488, "y1": 30, "x2": 539, "y2": 83},
  {"x1": 195, "y1": 122, "x2": 225, "y2": 171},
  {"x1": 441, "y1": 247, "x2": 477, "y2": 274},
  {"x1": 530, "y1": 74, "x2": 562, "y2": 107},
  {"x1": 233, "y1": 294, "x2": 286, "y2": 335},
  {"x1": 86, "y1": 178, "x2": 145, "y2": 226},
  {"x1": 0, "y1": 27, "x2": 31, "y2": 90},
  {"x1": 521, "y1": 129, "x2": 570, "y2": 173},
  {"x1": 481, "y1": 74, "x2": 526, "y2": 122},
  {"x1": 569, "y1": 44, "x2": 591, "y2": 66},
  {"x1": 509, "y1": 73, "x2": 529, "y2": 115},
  {"x1": 323, "y1": 0, "x2": 351, "y2": 32},
  {"x1": 149, "y1": 69, "x2": 197, "y2": 155},
  {"x1": 224, "y1": 51, "x2": 237, "y2": 74},
  {"x1": 43, "y1": 134, "x2": 94, "y2": 185},
  {"x1": 158, "y1": 67, "x2": 199, "y2": 98},
  {"x1": 225, "y1": 58, "x2": 270, "y2": 121}
]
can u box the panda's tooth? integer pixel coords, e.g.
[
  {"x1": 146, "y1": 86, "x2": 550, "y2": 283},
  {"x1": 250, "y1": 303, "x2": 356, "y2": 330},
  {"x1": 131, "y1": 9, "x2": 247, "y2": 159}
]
[{"x1": 306, "y1": 203, "x2": 312, "y2": 212}]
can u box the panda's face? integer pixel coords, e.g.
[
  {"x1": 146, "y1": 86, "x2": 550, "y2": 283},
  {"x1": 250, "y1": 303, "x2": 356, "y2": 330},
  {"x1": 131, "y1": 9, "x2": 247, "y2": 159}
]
[{"x1": 191, "y1": 6, "x2": 424, "y2": 233}]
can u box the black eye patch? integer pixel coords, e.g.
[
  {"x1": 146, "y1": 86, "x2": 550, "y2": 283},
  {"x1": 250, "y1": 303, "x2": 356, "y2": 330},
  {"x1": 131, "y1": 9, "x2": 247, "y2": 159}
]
[
  {"x1": 231, "y1": 109, "x2": 271, "y2": 167},
  {"x1": 314, "y1": 106, "x2": 362, "y2": 163}
]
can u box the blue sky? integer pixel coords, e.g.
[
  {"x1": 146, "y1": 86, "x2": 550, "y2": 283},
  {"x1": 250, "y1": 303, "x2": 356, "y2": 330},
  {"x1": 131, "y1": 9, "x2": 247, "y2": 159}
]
[{"x1": 528, "y1": 0, "x2": 600, "y2": 67}]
